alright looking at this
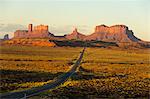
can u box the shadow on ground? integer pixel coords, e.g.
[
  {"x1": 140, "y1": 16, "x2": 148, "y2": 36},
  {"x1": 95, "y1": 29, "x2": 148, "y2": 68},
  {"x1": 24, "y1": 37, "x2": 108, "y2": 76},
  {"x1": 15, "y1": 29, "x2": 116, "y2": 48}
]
[{"x1": 0, "y1": 70, "x2": 64, "y2": 92}]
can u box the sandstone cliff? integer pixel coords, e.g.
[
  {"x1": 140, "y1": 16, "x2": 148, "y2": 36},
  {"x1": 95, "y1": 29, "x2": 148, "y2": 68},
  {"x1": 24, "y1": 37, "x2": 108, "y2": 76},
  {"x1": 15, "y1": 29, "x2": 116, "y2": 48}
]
[
  {"x1": 85, "y1": 24, "x2": 140, "y2": 42},
  {"x1": 11, "y1": 24, "x2": 149, "y2": 48},
  {"x1": 65, "y1": 28, "x2": 86, "y2": 40},
  {"x1": 14, "y1": 24, "x2": 54, "y2": 38}
]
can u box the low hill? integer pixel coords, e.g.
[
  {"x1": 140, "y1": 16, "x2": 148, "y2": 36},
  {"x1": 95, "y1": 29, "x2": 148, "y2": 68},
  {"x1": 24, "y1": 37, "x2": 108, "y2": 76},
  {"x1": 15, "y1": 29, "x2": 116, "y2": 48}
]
[{"x1": 0, "y1": 39, "x2": 56, "y2": 47}]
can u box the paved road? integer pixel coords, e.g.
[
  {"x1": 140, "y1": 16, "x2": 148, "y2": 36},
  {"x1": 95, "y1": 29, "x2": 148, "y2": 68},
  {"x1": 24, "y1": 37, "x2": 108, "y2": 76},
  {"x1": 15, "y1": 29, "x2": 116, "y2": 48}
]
[{"x1": 0, "y1": 47, "x2": 86, "y2": 99}]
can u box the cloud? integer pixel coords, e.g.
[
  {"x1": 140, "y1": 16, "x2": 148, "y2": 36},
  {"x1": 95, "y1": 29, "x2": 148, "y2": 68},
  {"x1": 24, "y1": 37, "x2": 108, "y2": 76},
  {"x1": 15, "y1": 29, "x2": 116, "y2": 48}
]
[
  {"x1": 0, "y1": 24, "x2": 26, "y2": 38},
  {"x1": 0, "y1": 24, "x2": 26, "y2": 32}
]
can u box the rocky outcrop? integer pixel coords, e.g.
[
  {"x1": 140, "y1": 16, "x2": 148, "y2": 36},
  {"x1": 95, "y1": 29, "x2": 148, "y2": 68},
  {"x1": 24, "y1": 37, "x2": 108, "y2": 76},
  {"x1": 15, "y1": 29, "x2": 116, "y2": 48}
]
[
  {"x1": 3, "y1": 34, "x2": 9, "y2": 40},
  {"x1": 14, "y1": 24, "x2": 54, "y2": 38},
  {"x1": 13, "y1": 24, "x2": 143, "y2": 43},
  {"x1": 65, "y1": 28, "x2": 86, "y2": 40},
  {"x1": 85, "y1": 24, "x2": 140, "y2": 42},
  {"x1": 10, "y1": 24, "x2": 149, "y2": 48}
]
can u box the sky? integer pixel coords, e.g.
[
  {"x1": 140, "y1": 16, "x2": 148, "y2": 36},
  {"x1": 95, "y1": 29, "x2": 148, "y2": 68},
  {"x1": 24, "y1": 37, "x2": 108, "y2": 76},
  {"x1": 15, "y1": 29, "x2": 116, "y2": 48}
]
[{"x1": 0, "y1": 0, "x2": 150, "y2": 41}]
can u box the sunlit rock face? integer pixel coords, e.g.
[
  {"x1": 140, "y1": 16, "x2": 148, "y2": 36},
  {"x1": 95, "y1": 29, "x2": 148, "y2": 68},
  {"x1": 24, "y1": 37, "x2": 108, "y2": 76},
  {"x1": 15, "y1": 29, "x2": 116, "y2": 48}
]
[
  {"x1": 65, "y1": 28, "x2": 86, "y2": 40},
  {"x1": 14, "y1": 24, "x2": 142, "y2": 43},
  {"x1": 85, "y1": 24, "x2": 140, "y2": 42},
  {"x1": 1, "y1": 39, "x2": 56, "y2": 47},
  {"x1": 14, "y1": 24, "x2": 54, "y2": 38}
]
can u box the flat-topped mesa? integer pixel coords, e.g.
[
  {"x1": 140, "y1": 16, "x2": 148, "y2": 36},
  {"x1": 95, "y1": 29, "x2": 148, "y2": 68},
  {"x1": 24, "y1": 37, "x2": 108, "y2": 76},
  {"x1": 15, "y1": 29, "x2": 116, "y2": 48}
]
[
  {"x1": 85, "y1": 24, "x2": 140, "y2": 42},
  {"x1": 34, "y1": 24, "x2": 48, "y2": 32},
  {"x1": 14, "y1": 24, "x2": 53, "y2": 38},
  {"x1": 65, "y1": 28, "x2": 86, "y2": 40},
  {"x1": 95, "y1": 24, "x2": 109, "y2": 33},
  {"x1": 95, "y1": 24, "x2": 128, "y2": 33}
]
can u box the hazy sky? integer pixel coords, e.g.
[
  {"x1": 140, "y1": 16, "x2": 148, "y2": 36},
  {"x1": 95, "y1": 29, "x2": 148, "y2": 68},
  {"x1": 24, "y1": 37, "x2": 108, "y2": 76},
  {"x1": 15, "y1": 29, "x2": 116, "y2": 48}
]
[{"x1": 0, "y1": 0, "x2": 150, "y2": 41}]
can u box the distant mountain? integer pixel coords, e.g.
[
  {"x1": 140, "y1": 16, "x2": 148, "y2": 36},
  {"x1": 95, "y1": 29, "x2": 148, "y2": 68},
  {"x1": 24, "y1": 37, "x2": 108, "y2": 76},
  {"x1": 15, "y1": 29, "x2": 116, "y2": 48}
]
[
  {"x1": 65, "y1": 28, "x2": 86, "y2": 40},
  {"x1": 84, "y1": 24, "x2": 141, "y2": 42}
]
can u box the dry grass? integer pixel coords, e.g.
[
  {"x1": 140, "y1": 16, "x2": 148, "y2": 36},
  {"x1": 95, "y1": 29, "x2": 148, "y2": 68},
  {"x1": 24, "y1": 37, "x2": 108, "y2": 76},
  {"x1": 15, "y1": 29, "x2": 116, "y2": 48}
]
[
  {"x1": 0, "y1": 45, "x2": 82, "y2": 92},
  {"x1": 1, "y1": 45, "x2": 150, "y2": 98},
  {"x1": 38, "y1": 48, "x2": 150, "y2": 98}
]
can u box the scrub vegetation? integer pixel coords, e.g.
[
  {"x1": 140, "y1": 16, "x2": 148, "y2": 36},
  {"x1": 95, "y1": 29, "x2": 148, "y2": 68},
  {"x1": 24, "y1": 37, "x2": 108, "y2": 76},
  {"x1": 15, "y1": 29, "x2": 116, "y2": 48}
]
[{"x1": 0, "y1": 46, "x2": 149, "y2": 98}]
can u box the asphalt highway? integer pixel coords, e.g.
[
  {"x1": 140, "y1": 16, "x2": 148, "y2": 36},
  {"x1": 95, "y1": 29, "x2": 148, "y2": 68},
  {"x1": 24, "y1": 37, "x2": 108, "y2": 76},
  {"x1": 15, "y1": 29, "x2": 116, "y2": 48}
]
[{"x1": 0, "y1": 47, "x2": 86, "y2": 99}]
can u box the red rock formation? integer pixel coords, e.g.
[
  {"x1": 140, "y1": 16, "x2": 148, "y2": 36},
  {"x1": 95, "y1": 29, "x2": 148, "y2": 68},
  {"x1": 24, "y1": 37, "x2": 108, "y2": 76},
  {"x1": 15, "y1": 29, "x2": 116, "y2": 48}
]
[
  {"x1": 85, "y1": 24, "x2": 140, "y2": 42},
  {"x1": 65, "y1": 28, "x2": 86, "y2": 40},
  {"x1": 28, "y1": 24, "x2": 32, "y2": 32},
  {"x1": 13, "y1": 24, "x2": 141, "y2": 43},
  {"x1": 14, "y1": 24, "x2": 54, "y2": 38},
  {"x1": 34, "y1": 24, "x2": 48, "y2": 32}
]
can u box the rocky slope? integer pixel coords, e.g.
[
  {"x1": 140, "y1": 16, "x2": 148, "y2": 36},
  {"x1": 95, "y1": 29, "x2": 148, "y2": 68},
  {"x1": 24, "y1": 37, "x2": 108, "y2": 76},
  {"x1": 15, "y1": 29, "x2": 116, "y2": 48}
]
[
  {"x1": 0, "y1": 39, "x2": 56, "y2": 47},
  {"x1": 85, "y1": 24, "x2": 140, "y2": 42},
  {"x1": 65, "y1": 28, "x2": 86, "y2": 40}
]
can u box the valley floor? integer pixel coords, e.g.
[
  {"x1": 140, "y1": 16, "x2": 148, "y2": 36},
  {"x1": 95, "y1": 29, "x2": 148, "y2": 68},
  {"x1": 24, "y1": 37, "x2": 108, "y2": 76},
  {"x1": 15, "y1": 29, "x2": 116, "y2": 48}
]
[{"x1": 0, "y1": 45, "x2": 150, "y2": 98}]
